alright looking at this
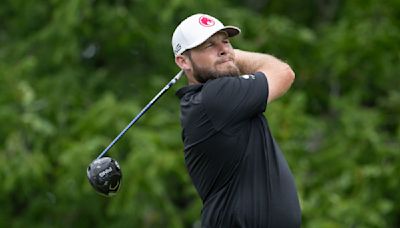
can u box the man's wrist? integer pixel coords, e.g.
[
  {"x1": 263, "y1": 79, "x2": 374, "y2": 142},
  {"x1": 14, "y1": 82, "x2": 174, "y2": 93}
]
[{"x1": 234, "y1": 49, "x2": 252, "y2": 74}]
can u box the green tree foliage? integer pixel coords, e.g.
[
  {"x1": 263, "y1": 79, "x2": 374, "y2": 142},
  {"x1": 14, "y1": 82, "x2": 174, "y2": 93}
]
[{"x1": 0, "y1": 0, "x2": 399, "y2": 227}]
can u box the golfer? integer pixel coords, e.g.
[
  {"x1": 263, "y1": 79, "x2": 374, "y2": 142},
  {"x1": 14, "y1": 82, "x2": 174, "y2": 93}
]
[{"x1": 172, "y1": 13, "x2": 301, "y2": 227}]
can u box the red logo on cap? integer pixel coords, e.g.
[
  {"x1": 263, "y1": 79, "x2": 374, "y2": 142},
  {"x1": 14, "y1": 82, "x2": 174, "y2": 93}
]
[{"x1": 199, "y1": 16, "x2": 215, "y2": 27}]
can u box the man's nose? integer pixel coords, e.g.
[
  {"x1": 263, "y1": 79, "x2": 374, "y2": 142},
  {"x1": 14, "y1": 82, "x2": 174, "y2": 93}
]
[{"x1": 218, "y1": 44, "x2": 228, "y2": 56}]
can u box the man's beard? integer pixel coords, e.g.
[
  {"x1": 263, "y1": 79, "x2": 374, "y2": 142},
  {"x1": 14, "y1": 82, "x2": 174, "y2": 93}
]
[{"x1": 192, "y1": 61, "x2": 241, "y2": 83}]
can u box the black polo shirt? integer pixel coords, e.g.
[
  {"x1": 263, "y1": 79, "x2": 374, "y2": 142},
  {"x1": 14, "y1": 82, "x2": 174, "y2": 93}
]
[{"x1": 176, "y1": 72, "x2": 301, "y2": 228}]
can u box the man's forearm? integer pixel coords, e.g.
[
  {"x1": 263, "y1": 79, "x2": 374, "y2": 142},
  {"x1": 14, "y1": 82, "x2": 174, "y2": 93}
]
[
  {"x1": 234, "y1": 49, "x2": 295, "y2": 102},
  {"x1": 234, "y1": 49, "x2": 290, "y2": 75}
]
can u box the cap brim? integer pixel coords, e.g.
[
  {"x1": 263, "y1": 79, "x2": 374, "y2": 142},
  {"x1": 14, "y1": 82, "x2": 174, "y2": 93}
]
[{"x1": 221, "y1": 26, "x2": 241, "y2": 37}]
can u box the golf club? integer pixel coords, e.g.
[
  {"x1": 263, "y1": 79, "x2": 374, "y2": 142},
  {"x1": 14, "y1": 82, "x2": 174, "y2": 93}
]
[{"x1": 87, "y1": 70, "x2": 184, "y2": 196}]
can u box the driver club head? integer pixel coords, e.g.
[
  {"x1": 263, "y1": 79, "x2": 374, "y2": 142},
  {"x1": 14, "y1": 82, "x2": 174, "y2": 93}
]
[{"x1": 87, "y1": 157, "x2": 122, "y2": 197}]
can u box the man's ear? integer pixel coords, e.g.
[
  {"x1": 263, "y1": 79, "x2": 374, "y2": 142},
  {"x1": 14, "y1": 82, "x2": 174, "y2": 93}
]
[{"x1": 175, "y1": 55, "x2": 191, "y2": 71}]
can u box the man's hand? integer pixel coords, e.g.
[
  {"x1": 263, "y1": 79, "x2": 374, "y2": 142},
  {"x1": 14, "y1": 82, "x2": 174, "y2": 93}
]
[{"x1": 234, "y1": 49, "x2": 295, "y2": 103}]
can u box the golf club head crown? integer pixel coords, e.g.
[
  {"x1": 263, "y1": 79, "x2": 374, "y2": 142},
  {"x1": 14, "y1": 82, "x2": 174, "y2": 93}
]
[{"x1": 87, "y1": 157, "x2": 122, "y2": 197}]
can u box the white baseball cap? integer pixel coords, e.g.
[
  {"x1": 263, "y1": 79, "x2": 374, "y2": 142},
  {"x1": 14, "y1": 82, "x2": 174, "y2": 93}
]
[{"x1": 172, "y1": 13, "x2": 241, "y2": 56}]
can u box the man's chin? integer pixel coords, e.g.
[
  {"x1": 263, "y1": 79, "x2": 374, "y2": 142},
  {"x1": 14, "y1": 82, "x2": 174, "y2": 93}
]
[
  {"x1": 217, "y1": 66, "x2": 240, "y2": 77},
  {"x1": 192, "y1": 64, "x2": 240, "y2": 83}
]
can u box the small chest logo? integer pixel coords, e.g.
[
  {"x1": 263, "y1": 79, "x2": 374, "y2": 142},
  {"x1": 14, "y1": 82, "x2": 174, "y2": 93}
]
[
  {"x1": 240, "y1": 75, "x2": 256, "y2": 80},
  {"x1": 199, "y1": 16, "x2": 215, "y2": 27}
]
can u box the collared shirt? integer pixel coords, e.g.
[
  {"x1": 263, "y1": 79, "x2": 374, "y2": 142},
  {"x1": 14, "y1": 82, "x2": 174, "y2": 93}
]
[{"x1": 176, "y1": 72, "x2": 301, "y2": 227}]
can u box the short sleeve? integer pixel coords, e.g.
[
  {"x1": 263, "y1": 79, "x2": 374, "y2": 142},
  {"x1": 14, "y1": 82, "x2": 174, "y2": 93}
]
[{"x1": 201, "y1": 72, "x2": 268, "y2": 131}]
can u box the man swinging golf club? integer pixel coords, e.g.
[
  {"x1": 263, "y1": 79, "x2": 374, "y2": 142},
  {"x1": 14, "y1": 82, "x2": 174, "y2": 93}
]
[{"x1": 173, "y1": 13, "x2": 301, "y2": 227}]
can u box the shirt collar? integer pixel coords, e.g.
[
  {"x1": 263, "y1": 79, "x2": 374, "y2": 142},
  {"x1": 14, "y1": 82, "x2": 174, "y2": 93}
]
[{"x1": 176, "y1": 84, "x2": 203, "y2": 99}]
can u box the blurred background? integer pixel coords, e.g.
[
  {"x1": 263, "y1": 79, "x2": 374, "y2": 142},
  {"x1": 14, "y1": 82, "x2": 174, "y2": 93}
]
[{"x1": 1, "y1": 0, "x2": 399, "y2": 227}]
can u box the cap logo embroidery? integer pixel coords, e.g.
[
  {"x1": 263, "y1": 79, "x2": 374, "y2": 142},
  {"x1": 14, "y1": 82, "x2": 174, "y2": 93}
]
[
  {"x1": 199, "y1": 16, "x2": 215, "y2": 27},
  {"x1": 174, "y1": 44, "x2": 181, "y2": 54}
]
